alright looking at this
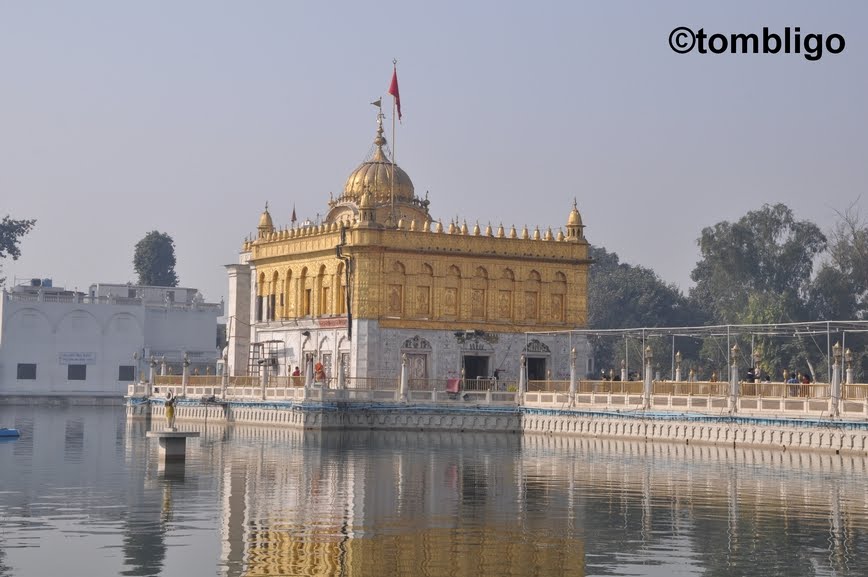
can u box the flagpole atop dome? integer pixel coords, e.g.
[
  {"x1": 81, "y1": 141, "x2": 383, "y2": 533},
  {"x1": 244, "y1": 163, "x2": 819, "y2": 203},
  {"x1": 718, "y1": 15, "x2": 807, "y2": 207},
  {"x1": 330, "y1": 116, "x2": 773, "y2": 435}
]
[{"x1": 388, "y1": 59, "x2": 401, "y2": 228}]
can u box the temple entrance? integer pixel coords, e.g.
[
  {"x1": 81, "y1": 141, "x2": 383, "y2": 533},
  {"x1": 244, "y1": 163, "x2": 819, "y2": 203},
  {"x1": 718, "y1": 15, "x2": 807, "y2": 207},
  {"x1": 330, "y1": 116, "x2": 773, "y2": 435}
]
[
  {"x1": 527, "y1": 357, "x2": 546, "y2": 381},
  {"x1": 463, "y1": 355, "x2": 489, "y2": 380}
]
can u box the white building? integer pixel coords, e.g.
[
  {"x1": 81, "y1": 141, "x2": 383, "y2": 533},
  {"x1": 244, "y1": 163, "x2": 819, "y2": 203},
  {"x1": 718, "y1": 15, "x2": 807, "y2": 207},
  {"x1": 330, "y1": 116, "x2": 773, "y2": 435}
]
[{"x1": 0, "y1": 279, "x2": 223, "y2": 397}]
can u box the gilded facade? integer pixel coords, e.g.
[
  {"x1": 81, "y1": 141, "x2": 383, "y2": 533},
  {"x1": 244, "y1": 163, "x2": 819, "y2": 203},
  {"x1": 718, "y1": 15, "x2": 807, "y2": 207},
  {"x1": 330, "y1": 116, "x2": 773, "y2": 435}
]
[{"x1": 226, "y1": 109, "x2": 592, "y2": 383}]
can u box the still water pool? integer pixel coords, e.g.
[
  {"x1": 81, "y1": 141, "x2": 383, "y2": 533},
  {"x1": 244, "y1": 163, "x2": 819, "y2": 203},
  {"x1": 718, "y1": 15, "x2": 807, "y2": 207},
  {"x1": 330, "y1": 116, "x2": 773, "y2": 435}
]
[{"x1": 1, "y1": 404, "x2": 867, "y2": 576}]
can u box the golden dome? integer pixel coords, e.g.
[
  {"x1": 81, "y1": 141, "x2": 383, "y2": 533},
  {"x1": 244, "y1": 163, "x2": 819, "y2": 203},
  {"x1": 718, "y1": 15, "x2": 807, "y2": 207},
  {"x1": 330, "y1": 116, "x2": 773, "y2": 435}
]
[
  {"x1": 343, "y1": 115, "x2": 414, "y2": 204},
  {"x1": 567, "y1": 199, "x2": 583, "y2": 227}
]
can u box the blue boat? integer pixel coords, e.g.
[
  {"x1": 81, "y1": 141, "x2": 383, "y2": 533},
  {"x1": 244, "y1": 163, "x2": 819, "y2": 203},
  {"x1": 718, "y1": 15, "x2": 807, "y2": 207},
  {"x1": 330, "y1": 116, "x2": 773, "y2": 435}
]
[{"x1": 0, "y1": 428, "x2": 20, "y2": 438}]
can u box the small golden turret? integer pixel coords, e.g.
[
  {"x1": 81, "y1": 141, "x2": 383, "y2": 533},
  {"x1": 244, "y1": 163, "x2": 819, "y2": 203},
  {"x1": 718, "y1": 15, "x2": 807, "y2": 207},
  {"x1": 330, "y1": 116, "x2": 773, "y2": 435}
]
[
  {"x1": 566, "y1": 198, "x2": 585, "y2": 241},
  {"x1": 257, "y1": 202, "x2": 275, "y2": 238}
]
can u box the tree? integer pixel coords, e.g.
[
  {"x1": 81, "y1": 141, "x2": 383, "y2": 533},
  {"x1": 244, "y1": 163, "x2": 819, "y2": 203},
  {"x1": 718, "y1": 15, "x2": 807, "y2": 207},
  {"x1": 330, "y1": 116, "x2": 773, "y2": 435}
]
[
  {"x1": 689, "y1": 203, "x2": 827, "y2": 324},
  {"x1": 133, "y1": 231, "x2": 179, "y2": 287},
  {"x1": 810, "y1": 200, "x2": 868, "y2": 320},
  {"x1": 0, "y1": 215, "x2": 36, "y2": 286},
  {"x1": 588, "y1": 246, "x2": 705, "y2": 374}
]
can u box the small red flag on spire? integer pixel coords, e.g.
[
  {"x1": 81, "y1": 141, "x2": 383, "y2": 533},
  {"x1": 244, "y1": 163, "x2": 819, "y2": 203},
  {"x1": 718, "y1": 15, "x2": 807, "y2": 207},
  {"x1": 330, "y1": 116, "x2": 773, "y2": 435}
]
[{"x1": 388, "y1": 65, "x2": 401, "y2": 121}]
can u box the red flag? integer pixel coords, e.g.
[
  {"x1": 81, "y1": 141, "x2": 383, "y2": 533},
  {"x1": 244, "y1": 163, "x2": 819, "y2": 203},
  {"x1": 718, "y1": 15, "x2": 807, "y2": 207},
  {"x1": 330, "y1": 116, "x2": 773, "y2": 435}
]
[{"x1": 388, "y1": 66, "x2": 401, "y2": 121}]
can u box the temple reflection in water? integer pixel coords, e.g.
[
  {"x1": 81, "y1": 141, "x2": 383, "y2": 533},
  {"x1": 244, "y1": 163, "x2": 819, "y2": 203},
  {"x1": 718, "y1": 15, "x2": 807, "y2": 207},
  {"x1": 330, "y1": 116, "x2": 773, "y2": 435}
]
[
  {"x1": 139, "y1": 422, "x2": 868, "y2": 577},
  {"x1": 2, "y1": 405, "x2": 867, "y2": 576}
]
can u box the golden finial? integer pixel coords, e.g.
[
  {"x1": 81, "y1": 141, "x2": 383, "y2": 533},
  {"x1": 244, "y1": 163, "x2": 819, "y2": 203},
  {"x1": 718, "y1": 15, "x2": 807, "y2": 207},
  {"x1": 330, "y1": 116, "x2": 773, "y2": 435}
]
[
  {"x1": 556, "y1": 229, "x2": 564, "y2": 241},
  {"x1": 496, "y1": 223, "x2": 504, "y2": 238},
  {"x1": 461, "y1": 220, "x2": 468, "y2": 235},
  {"x1": 509, "y1": 225, "x2": 517, "y2": 239},
  {"x1": 533, "y1": 226, "x2": 541, "y2": 240},
  {"x1": 436, "y1": 220, "x2": 443, "y2": 233},
  {"x1": 484, "y1": 222, "x2": 492, "y2": 236},
  {"x1": 521, "y1": 225, "x2": 529, "y2": 239},
  {"x1": 473, "y1": 221, "x2": 481, "y2": 236}
]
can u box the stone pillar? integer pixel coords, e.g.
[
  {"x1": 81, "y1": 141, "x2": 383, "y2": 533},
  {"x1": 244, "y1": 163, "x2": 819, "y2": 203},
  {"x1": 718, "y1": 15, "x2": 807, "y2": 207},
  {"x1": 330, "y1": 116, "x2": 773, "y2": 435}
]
[
  {"x1": 160, "y1": 357, "x2": 167, "y2": 377},
  {"x1": 225, "y1": 263, "x2": 252, "y2": 377},
  {"x1": 518, "y1": 354, "x2": 527, "y2": 403},
  {"x1": 304, "y1": 355, "x2": 313, "y2": 388},
  {"x1": 399, "y1": 353, "x2": 409, "y2": 403},
  {"x1": 729, "y1": 344, "x2": 740, "y2": 413},
  {"x1": 675, "y1": 351, "x2": 682, "y2": 382},
  {"x1": 569, "y1": 347, "x2": 577, "y2": 407},
  {"x1": 260, "y1": 360, "x2": 268, "y2": 400},
  {"x1": 620, "y1": 359, "x2": 627, "y2": 383},
  {"x1": 643, "y1": 346, "x2": 653, "y2": 409}
]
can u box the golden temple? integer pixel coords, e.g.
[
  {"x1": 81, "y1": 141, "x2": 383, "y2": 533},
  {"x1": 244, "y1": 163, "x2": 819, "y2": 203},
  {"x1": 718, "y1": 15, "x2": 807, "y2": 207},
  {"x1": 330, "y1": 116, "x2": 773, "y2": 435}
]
[{"x1": 226, "y1": 105, "x2": 592, "y2": 383}]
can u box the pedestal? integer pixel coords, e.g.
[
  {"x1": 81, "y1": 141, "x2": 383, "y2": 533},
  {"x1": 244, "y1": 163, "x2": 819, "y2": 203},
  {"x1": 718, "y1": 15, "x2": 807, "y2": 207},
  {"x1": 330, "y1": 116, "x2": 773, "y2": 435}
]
[{"x1": 146, "y1": 430, "x2": 201, "y2": 462}]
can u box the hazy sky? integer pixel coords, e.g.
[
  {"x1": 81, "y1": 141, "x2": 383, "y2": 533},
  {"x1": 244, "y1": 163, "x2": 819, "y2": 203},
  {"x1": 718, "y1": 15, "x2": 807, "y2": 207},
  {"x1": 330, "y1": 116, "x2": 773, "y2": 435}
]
[{"x1": 2, "y1": 1, "x2": 866, "y2": 303}]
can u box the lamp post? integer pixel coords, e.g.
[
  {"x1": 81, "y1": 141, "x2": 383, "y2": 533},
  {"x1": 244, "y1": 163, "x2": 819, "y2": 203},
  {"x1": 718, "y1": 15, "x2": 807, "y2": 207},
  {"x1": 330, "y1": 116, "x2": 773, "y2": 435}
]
[{"x1": 675, "y1": 351, "x2": 682, "y2": 382}]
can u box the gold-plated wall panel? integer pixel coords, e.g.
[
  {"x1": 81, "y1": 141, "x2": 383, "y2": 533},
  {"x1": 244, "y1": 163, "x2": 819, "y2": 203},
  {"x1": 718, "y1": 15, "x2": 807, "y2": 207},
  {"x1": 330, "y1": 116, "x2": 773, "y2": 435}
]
[{"x1": 248, "y1": 226, "x2": 590, "y2": 329}]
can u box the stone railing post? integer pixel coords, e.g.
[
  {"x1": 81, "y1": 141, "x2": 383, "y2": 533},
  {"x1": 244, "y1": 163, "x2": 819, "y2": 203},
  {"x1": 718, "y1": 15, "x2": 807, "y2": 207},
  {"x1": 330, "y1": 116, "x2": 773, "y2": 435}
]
[
  {"x1": 729, "y1": 344, "x2": 740, "y2": 413},
  {"x1": 148, "y1": 357, "x2": 156, "y2": 396},
  {"x1": 643, "y1": 346, "x2": 653, "y2": 409},
  {"x1": 182, "y1": 354, "x2": 190, "y2": 398},
  {"x1": 518, "y1": 354, "x2": 527, "y2": 404},
  {"x1": 831, "y1": 342, "x2": 842, "y2": 417},
  {"x1": 569, "y1": 347, "x2": 577, "y2": 407},
  {"x1": 399, "y1": 353, "x2": 409, "y2": 403},
  {"x1": 831, "y1": 362, "x2": 842, "y2": 417},
  {"x1": 221, "y1": 354, "x2": 228, "y2": 399}
]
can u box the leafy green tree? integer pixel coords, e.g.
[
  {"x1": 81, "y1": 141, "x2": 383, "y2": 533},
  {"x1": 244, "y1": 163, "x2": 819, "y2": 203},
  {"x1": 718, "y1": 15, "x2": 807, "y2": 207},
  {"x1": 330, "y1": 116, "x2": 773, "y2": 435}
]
[
  {"x1": 0, "y1": 215, "x2": 36, "y2": 286},
  {"x1": 689, "y1": 203, "x2": 826, "y2": 324},
  {"x1": 588, "y1": 246, "x2": 705, "y2": 374},
  {"x1": 133, "y1": 231, "x2": 179, "y2": 287}
]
